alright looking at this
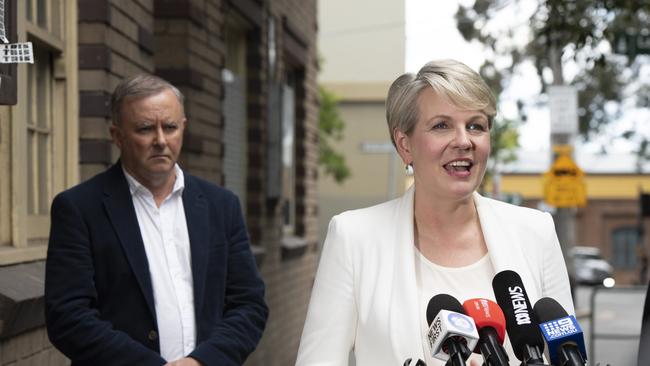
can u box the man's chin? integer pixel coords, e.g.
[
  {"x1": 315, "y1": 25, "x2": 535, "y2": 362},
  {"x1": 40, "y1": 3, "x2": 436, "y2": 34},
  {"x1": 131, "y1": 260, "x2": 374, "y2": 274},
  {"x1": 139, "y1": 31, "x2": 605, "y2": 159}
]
[{"x1": 144, "y1": 162, "x2": 176, "y2": 175}]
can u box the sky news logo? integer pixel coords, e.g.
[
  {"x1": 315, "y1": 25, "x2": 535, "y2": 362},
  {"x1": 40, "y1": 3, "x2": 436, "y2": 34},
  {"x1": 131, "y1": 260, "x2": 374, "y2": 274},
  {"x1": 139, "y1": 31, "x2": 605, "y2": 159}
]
[{"x1": 541, "y1": 316, "x2": 578, "y2": 339}]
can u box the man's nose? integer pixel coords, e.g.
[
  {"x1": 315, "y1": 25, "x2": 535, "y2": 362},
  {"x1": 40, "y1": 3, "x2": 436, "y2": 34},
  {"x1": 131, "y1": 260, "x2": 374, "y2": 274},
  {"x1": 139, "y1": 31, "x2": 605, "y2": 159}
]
[{"x1": 153, "y1": 126, "x2": 167, "y2": 147}]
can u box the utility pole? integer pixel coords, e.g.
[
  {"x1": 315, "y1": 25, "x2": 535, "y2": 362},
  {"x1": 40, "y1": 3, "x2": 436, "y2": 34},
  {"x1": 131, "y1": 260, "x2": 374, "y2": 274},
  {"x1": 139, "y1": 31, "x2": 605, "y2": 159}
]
[{"x1": 547, "y1": 11, "x2": 578, "y2": 287}]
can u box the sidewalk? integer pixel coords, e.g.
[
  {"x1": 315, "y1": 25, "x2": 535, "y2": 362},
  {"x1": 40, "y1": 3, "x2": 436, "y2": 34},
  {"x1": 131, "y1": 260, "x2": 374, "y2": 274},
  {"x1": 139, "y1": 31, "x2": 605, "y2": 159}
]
[{"x1": 574, "y1": 286, "x2": 646, "y2": 366}]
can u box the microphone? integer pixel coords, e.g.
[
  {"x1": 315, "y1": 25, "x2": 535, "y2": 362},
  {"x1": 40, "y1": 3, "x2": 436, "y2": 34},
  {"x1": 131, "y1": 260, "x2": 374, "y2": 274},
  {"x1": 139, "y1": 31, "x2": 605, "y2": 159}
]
[
  {"x1": 425, "y1": 294, "x2": 479, "y2": 366},
  {"x1": 492, "y1": 270, "x2": 547, "y2": 365},
  {"x1": 403, "y1": 358, "x2": 427, "y2": 366},
  {"x1": 462, "y1": 298, "x2": 510, "y2": 366},
  {"x1": 534, "y1": 297, "x2": 587, "y2": 366}
]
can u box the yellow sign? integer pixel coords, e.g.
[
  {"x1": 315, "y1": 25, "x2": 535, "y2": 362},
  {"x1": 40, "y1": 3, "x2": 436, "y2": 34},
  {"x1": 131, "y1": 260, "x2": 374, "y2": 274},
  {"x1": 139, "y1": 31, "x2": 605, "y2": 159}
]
[{"x1": 543, "y1": 146, "x2": 587, "y2": 208}]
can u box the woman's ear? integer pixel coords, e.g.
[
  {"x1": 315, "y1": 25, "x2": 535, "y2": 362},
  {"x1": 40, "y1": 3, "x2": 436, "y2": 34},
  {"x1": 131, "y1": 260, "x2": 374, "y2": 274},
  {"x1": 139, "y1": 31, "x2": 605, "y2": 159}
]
[{"x1": 393, "y1": 129, "x2": 412, "y2": 164}]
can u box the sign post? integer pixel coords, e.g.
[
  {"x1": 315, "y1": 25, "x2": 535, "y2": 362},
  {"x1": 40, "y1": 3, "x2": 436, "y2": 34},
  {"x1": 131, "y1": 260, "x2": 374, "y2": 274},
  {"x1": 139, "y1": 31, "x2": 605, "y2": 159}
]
[{"x1": 547, "y1": 84, "x2": 580, "y2": 290}]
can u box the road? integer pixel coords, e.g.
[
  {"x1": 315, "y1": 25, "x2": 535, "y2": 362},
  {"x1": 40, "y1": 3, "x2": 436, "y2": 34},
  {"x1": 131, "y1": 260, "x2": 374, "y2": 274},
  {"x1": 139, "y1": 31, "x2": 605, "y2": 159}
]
[{"x1": 574, "y1": 285, "x2": 646, "y2": 366}]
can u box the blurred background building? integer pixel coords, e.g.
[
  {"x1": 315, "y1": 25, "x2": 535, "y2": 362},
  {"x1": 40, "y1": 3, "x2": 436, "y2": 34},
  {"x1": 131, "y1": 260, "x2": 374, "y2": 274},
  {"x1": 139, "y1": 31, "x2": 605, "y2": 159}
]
[
  {"x1": 0, "y1": 1, "x2": 319, "y2": 365},
  {"x1": 317, "y1": 0, "x2": 406, "y2": 243},
  {"x1": 487, "y1": 150, "x2": 650, "y2": 286}
]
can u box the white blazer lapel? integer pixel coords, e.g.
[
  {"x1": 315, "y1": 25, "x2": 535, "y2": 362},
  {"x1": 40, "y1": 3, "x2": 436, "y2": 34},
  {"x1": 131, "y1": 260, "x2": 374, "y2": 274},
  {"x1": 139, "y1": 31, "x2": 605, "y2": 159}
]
[
  {"x1": 387, "y1": 186, "x2": 426, "y2": 362},
  {"x1": 474, "y1": 192, "x2": 541, "y2": 300}
]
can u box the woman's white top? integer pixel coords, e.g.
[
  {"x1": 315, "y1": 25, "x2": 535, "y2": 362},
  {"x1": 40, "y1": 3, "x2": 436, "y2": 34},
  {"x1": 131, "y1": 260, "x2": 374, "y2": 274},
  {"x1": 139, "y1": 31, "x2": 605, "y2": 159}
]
[{"x1": 415, "y1": 251, "x2": 519, "y2": 365}]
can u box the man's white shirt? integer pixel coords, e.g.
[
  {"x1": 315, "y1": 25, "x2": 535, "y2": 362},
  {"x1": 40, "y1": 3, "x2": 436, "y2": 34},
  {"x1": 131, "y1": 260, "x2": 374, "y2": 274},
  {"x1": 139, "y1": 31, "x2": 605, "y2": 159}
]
[{"x1": 124, "y1": 164, "x2": 196, "y2": 361}]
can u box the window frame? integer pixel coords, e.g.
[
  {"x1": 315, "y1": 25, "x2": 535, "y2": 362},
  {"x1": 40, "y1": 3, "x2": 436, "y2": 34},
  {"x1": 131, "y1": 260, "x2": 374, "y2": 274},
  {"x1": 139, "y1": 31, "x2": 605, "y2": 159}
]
[
  {"x1": 3, "y1": 0, "x2": 77, "y2": 265},
  {"x1": 611, "y1": 226, "x2": 640, "y2": 269},
  {"x1": 222, "y1": 13, "x2": 250, "y2": 216},
  {"x1": 281, "y1": 73, "x2": 296, "y2": 234}
]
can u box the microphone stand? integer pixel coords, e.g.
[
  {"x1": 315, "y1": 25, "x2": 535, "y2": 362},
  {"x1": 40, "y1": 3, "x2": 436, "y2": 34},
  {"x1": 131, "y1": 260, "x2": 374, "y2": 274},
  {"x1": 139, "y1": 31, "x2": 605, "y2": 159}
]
[
  {"x1": 519, "y1": 345, "x2": 547, "y2": 366},
  {"x1": 477, "y1": 328, "x2": 509, "y2": 366},
  {"x1": 443, "y1": 339, "x2": 472, "y2": 366},
  {"x1": 557, "y1": 344, "x2": 586, "y2": 366}
]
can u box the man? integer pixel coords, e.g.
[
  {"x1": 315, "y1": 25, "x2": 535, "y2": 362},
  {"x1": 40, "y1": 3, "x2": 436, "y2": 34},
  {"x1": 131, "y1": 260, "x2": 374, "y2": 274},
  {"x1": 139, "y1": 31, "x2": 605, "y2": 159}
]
[{"x1": 45, "y1": 74, "x2": 268, "y2": 366}]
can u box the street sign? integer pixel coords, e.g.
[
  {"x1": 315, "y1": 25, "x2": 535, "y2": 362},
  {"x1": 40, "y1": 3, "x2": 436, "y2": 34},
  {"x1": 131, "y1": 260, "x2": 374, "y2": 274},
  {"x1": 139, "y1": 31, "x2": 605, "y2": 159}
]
[
  {"x1": 548, "y1": 86, "x2": 578, "y2": 136},
  {"x1": 543, "y1": 146, "x2": 586, "y2": 208}
]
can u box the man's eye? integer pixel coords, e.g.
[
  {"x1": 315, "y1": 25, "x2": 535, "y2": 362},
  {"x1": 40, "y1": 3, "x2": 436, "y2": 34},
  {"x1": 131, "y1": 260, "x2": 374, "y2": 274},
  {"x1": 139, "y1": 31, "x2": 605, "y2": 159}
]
[
  {"x1": 164, "y1": 124, "x2": 178, "y2": 131},
  {"x1": 137, "y1": 126, "x2": 153, "y2": 133}
]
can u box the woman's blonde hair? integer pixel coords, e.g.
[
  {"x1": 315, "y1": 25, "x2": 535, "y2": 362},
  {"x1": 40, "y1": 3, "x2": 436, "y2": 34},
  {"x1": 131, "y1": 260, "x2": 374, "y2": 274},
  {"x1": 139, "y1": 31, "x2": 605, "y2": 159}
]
[{"x1": 385, "y1": 59, "x2": 496, "y2": 146}]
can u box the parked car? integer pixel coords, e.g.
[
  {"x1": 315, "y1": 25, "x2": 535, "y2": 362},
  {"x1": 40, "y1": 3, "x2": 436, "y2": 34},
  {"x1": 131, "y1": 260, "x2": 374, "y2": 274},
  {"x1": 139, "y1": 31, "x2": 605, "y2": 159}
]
[{"x1": 570, "y1": 246, "x2": 615, "y2": 287}]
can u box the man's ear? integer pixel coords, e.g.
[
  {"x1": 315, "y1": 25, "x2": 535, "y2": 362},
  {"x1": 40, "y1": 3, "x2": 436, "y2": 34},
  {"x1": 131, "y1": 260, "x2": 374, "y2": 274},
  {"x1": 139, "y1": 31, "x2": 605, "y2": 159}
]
[
  {"x1": 109, "y1": 123, "x2": 122, "y2": 150},
  {"x1": 393, "y1": 129, "x2": 412, "y2": 164}
]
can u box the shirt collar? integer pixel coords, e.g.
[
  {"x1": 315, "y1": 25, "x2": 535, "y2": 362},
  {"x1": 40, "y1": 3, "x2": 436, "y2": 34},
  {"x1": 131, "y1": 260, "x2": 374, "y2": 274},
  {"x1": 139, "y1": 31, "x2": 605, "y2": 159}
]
[{"x1": 122, "y1": 163, "x2": 185, "y2": 197}]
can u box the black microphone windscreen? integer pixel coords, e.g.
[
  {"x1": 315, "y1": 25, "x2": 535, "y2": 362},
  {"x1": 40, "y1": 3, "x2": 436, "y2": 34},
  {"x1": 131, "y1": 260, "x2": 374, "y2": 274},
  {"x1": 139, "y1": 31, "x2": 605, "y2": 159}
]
[
  {"x1": 492, "y1": 270, "x2": 545, "y2": 360},
  {"x1": 533, "y1": 297, "x2": 569, "y2": 323},
  {"x1": 426, "y1": 294, "x2": 465, "y2": 326}
]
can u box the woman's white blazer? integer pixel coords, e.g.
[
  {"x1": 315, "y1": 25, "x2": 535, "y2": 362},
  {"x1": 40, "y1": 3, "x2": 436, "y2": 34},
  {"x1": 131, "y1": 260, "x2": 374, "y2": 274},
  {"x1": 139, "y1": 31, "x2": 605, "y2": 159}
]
[{"x1": 296, "y1": 186, "x2": 574, "y2": 366}]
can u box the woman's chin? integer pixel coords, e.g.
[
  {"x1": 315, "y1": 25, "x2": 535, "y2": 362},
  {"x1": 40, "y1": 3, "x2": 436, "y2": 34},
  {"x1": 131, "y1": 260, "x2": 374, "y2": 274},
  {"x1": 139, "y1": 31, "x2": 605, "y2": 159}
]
[{"x1": 445, "y1": 184, "x2": 479, "y2": 199}]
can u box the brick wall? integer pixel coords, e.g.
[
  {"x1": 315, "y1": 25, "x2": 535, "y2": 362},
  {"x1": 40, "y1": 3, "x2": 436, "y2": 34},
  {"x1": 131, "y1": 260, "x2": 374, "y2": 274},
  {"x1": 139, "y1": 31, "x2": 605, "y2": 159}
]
[
  {"x1": 78, "y1": 0, "x2": 156, "y2": 180},
  {"x1": 576, "y1": 198, "x2": 649, "y2": 285},
  {"x1": 0, "y1": 328, "x2": 69, "y2": 366},
  {"x1": 155, "y1": 0, "x2": 225, "y2": 183},
  {"x1": 246, "y1": 0, "x2": 320, "y2": 365}
]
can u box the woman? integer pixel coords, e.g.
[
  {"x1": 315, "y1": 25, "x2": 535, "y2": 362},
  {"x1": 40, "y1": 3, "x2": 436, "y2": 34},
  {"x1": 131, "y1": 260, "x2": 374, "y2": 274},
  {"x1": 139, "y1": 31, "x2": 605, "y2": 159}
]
[{"x1": 296, "y1": 59, "x2": 574, "y2": 366}]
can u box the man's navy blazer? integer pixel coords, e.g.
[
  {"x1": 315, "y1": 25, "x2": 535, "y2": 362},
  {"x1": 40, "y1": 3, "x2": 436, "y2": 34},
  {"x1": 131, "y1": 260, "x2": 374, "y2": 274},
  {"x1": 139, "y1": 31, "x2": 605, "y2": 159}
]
[{"x1": 45, "y1": 163, "x2": 268, "y2": 366}]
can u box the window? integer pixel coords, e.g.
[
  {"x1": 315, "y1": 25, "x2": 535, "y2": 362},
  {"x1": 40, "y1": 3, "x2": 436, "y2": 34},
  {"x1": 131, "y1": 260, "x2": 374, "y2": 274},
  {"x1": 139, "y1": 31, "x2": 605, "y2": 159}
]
[
  {"x1": 222, "y1": 14, "x2": 249, "y2": 215},
  {"x1": 281, "y1": 71, "x2": 296, "y2": 232},
  {"x1": 26, "y1": 0, "x2": 62, "y2": 37},
  {"x1": 277, "y1": 20, "x2": 310, "y2": 256},
  {"x1": 26, "y1": 46, "x2": 52, "y2": 217},
  {"x1": 611, "y1": 227, "x2": 639, "y2": 269},
  {"x1": 1, "y1": 0, "x2": 77, "y2": 264}
]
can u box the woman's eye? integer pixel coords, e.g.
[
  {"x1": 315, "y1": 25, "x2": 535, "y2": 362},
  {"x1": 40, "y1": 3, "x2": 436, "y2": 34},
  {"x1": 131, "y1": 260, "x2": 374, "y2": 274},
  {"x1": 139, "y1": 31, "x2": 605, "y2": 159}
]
[
  {"x1": 432, "y1": 122, "x2": 448, "y2": 129},
  {"x1": 468, "y1": 123, "x2": 487, "y2": 132}
]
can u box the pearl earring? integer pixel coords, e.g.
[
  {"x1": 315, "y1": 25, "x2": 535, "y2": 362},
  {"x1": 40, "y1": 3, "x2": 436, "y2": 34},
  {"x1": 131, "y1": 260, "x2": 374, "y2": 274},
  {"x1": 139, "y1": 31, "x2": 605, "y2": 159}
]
[{"x1": 405, "y1": 163, "x2": 414, "y2": 176}]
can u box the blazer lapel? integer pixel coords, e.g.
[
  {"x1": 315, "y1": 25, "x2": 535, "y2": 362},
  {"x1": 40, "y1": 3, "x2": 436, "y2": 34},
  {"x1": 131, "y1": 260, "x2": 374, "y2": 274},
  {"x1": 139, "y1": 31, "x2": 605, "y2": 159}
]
[
  {"x1": 182, "y1": 176, "x2": 209, "y2": 313},
  {"x1": 474, "y1": 192, "x2": 541, "y2": 299},
  {"x1": 102, "y1": 163, "x2": 156, "y2": 318},
  {"x1": 388, "y1": 185, "x2": 426, "y2": 362}
]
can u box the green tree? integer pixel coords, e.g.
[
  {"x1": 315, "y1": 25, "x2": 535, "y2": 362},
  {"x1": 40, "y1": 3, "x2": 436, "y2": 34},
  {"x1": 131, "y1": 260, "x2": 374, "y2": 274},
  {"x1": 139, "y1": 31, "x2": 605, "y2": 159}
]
[
  {"x1": 481, "y1": 117, "x2": 520, "y2": 194},
  {"x1": 456, "y1": 0, "x2": 650, "y2": 154},
  {"x1": 318, "y1": 86, "x2": 351, "y2": 183}
]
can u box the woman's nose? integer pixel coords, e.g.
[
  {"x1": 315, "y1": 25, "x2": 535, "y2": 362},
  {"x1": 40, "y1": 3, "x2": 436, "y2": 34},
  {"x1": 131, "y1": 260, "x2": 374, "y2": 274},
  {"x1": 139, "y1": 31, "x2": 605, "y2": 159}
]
[{"x1": 451, "y1": 128, "x2": 472, "y2": 150}]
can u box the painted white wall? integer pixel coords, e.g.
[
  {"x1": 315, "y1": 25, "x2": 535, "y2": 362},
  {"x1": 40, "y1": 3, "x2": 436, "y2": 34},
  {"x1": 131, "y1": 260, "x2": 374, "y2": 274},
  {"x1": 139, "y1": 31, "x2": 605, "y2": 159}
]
[{"x1": 318, "y1": 0, "x2": 405, "y2": 84}]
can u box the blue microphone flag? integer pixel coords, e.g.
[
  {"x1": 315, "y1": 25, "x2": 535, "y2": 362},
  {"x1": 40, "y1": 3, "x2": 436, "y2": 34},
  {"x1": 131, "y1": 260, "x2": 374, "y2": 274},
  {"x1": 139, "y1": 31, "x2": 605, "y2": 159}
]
[{"x1": 538, "y1": 315, "x2": 586, "y2": 365}]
